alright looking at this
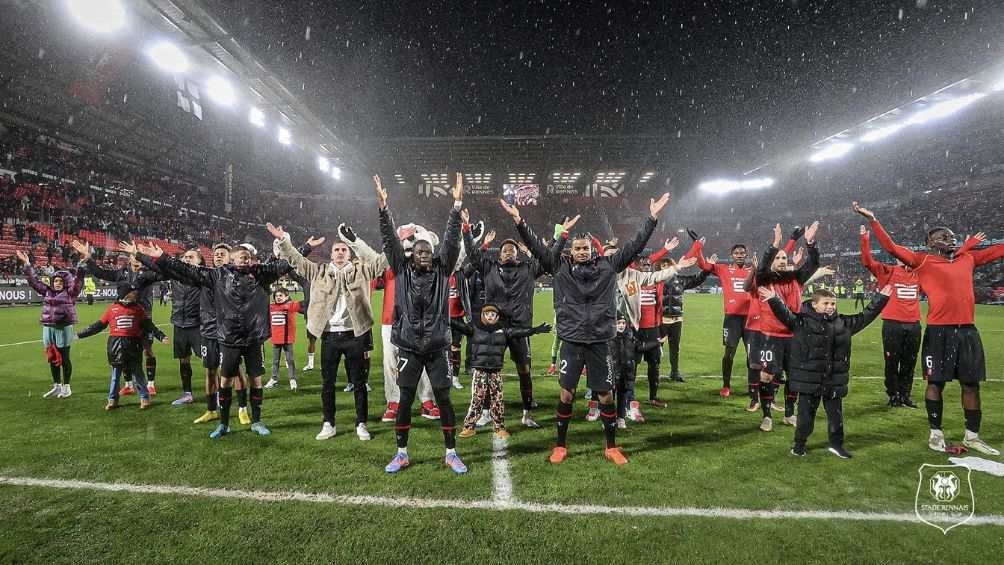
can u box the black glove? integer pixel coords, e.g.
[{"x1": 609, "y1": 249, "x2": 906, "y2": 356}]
[
  {"x1": 338, "y1": 223, "x2": 357, "y2": 243},
  {"x1": 471, "y1": 221, "x2": 485, "y2": 243},
  {"x1": 789, "y1": 226, "x2": 805, "y2": 242},
  {"x1": 535, "y1": 322, "x2": 553, "y2": 334},
  {"x1": 686, "y1": 228, "x2": 700, "y2": 242}
]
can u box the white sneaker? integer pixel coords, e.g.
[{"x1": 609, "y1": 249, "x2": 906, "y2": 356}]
[
  {"x1": 760, "y1": 416, "x2": 773, "y2": 432},
  {"x1": 616, "y1": 417, "x2": 627, "y2": 430},
  {"x1": 452, "y1": 377, "x2": 463, "y2": 390},
  {"x1": 963, "y1": 436, "x2": 1000, "y2": 456},
  {"x1": 365, "y1": 382, "x2": 372, "y2": 392},
  {"x1": 43, "y1": 384, "x2": 61, "y2": 398},
  {"x1": 626, "y1": 401, "x2": 645, "y2": 423},
  {"x1": 783, "y1": 415, "x2": 796, "y2": 426},
  {"x1": 928, "y1": 430, "x2": 946, "y2": 452},
  {"x1": 303, "y1": 361, "x2": 314, "y2": 371},
  {"x1": 475, "y1": 410, "x2": 492, "y2": 428},
  {"x1": 343, "y1": 382, "x2": 355, "y2": 393},
  {"x1": 264, "y1": 378, "x2": 280, "y2": 389},
  {"x1": 315, "y1": 422, "x2": 336, "y2": 440},
  {"x1": 585, "y1": 401, "x2": 600, "y2": 422},
  {"x1": 57, "y1": 384, "x2": 72, "y2": 398},
  {"x1": 521, "y1": 412, "x2": 541, "y2": 429},
  {"x1": 356, "y1": 423, "x2": 371, "y2": 441},
  {"x1": 289, "y1": 379, "x2": 298, "y2": 391}
]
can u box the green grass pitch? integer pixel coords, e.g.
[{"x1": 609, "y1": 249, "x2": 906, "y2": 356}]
[{"x1": 1, "y1": 292, "x2": 1002, "y2": 564}]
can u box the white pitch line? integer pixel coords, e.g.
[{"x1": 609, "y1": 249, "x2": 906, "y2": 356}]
[
  {"x1": 2, "y1": 475, "x2": 1002, "y2": 527},
  {"x1": 505, "y1": 373, "x2": 1004, "y2": 383},
  {"x1": 491, "y1": 436, "x2": 514, "y2": 507},
  {"x1": 0, "y1": 340, "x2": 42, "y2": 348}
]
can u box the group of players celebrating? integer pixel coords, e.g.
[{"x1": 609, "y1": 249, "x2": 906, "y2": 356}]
[{"x1": 19, "y1": 173, "x2": 1004, "y2": 474}]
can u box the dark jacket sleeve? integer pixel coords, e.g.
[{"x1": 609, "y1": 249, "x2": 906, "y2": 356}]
[
  {"x1": 438, "y1": 207, "x2": 462, "y2": 272},
  {"x1": 844, "y1": 293, "x2": 889, "y2": 335},
  {"x1": 795, "y1": 244, "x2": 821, "y2": 285},
  {"x1": 151, "y1": 255, "x2": 212, "y2": 288},
  {"x1": 681, "y1": 270, "x2": 711, "y2": 290},
  {"x1": 86, "y1": 259, "x2": 124, "y2": 283},
  {"x1": 76, "y1": 319, "x2": 109, "y2": 339},
  {"x1": 379, "y1": 208, "x2": 407, "y2": 274},
  {"x1": 609, "y1": 216, "x2": 657, "y2": 273},
  {"x1": 766, "y1": 296, "x2": 799, "y2": 331},
  {"x1": 756, "y1": 246, "x2": 779, "y2": 282},
  {"x1": 253, "y1": 259, "x2": 293, "y2": 288},
  {"x1": 508, "y1": 323, "x2": 551, "y2": 339},
  {"x1": 142, "y1": 318, "x2": 168, "y2": 342},
  {"x1": 635, "y1": 338, "x2": 662, "y2": 353},
  {"x1": 450, "y1": 318, "x2": 474, "y2": 336},
  {"x1": 516, "y1": 221, "x2": 559, "y2": 275}
]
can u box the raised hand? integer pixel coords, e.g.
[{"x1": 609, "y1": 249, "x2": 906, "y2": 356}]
[
  {"x1": 790, "y1": 226, "x2": 805, "y2": 242},
  {"x1": 816, "y1": 266, "x2": 836, "y2": 278},
  {"x1": 879, "y1": 284, "x2": 893, "y2": 296},
  {"x1": 516, "y1": 241, "x2": 529, "y2": 255},
  {"x1": 70, "y1": 240, "x2": 91, "y2": 261},
  {"x1": 160, "y1": 335, "x2": 170, "y2": 344},
  {"x1": 649, "y1": 193, "x2": 671, "y2": 218},
  {"x1": 751, "y1": 254, "x2": 759, "y2": 269},
  {"x1": 804, "y1": 221, "x2": 820, "y2": 245},
  {"x1": 337, "y1": 223, "x2": 357, "y2": 243},
  {"x1": 14, "y1": 250, "x2": 29, "y2": 264},
  {"x1": 772, "y1": 223, "x2": 783, "y2": 247},
  {"x1": 757, "y1": 286, "x2": 776, "y2": 301},
  {"x1": 452, "y1": 172, "x2": 463, "y2": 201},
  {"x1": 460, "y1": 208, "x2": 470, "y2": 225},
  {"x1": 973, "y1": 231, "x2": 987, "y2": 243},
  {"x1": 664, "y1": 237, "x2": 680, "y2": 251},
  {"x1": 137, "y1": 243, "x2": 163, "y2": 259},
  {"x1": 266, "y1": 222, "x2": 286, "y2": 240},
  {"x1": 686, "y1": 228, "x2": 700, "y2": 242},
  {"x1": 677, "y1": 256, "x2": 698, "y2": 269},
  {"x1": 792, "y1": 247, "x2": 805, "y2": 266},
  {"x1": 707, "y1": 253, "x2": 719, "y2": 265},
  {"x1": 118, "y1": 241, "x2": 137, "y2": 255},
  {"x1": 562, "y1": 215, "x2": 581, "y2": 232},
  {"x1": 306, "y1": 236, "x2": 326, "y2": 248},
  {"x1": 484, "y1": 230, "x2": 496, "y2": 246},
  {"x1": 373, "y1": 175, "x2": 387, "y2": 209},
  {"x1": 535, "y1": 322, "x2": 553, "y2": 334},
  {"x1": 499, "y1": 199, "x2": 521, "y2": 222},
  {"x1": 398, "y1": 226, "x2": 417, "y2": 241},
  {"x1": 852, "y1": 201, "x2": 875, "y2": 221},
  {"x1": 860, "y1": 225, "x2": 867, "y2": 236}
]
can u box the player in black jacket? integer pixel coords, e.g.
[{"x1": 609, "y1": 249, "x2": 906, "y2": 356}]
[
  {"x1": 72, "y1": 240, "x2": 166, "y2": 395},
  {"x1": 504, "y1": 192, "x2": 670, "y2": 465},
  {"x1": 761, "y1": 285, "x2": 890, "y2": 458},
  {"x1": 463, "y1": 214, "x2": 548, "y2": 428},
  {"x1": 453, "y1": 305, "x2": 551, "y2": 438},
  {"x1": 657, "y1": 258, "x2": 711, "y2": 382},
  {"x1": 136, "y1": 241, "x2": 291, "y2": 439},
  {"x1": 376, "y1": 173, "x2": 468, "y2": 475}
]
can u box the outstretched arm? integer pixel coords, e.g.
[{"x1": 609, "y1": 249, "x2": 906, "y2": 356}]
[
  {"x1": 761, "y1": 287, "x2": 798, "y2": 331},
  {"x1": 339, "y1": 223, "x2": 390, "y2": 274},
  {"x1": 859, "y1": 227, "x2": 891, "y2": 281},
  {"x1": 438, "y1": 203, "x2": 463, "y2": 272},
  {"x1": 141, "y1": 318, "x2": 169, "y2": 343},
  {"x1": 75, "y1": 318, "x2": 109, "y2": 339},
  {"x1": 845, "y1": 287, "x2": 891, "y2": 335},
  {"x1": 508, "y1": 322, "x2": 553, "y2": 339},
  {"x1": 137, "y1": 245, "x2": 212, "y2": 288},
  {"x1": 270, "y1": 224, "x2": 322, "y2": 281},
  {"x1": 609, "y1": 193, "x2": 669, "y2": 272},
  {"x1": 647, "y1": 237, "x2": 678, "y2": 264},
  {"x1": 853, "y1": 202, "x2": 921, "y2": 267}
]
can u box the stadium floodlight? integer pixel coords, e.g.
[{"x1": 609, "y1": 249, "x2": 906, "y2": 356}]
[
  {"x1": 906, "y1": 93, "x2": 986, "y2": 126},
  {"x1": 698, "y1": 179, "x2": 740, "y2": 193},
  {"x1": 331, "y1": 166, "x2": 342, "y2": 180},
  {"x1": 738, "y1": 177, "x2": 775, "y2": 190},
  {"x1": 809, "y1": 142, "x2": 854, "y2": 163},
  {"x1": 860, "y1": 123, "x2": 904, "y2": 143},
  {"x1": 277, "y1": 127, "x2": 292, "y2": 146},
  {"x1": 248, "y1": 107, "x2": 265, "y2": 127},
  {"x1": 206, "y1": 75, "x2": 237, "y2": 107},
  {"x1": 145, "y1": 41, "x2": 188, "y2": 74},
  {"x1": 67, "y1": 0, "x2": 126, "y2": 34},
  {"x1": 317, "y1": 156, "x2": 330, "y2": 173}
]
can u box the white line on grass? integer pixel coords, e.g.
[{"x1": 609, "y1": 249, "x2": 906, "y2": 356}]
[
  {"x1": 2, "y1": 475, "x2": 1002, "y2": 527},
  {"x1": 491, "y1": 436, "x2": 513, "y2": 507},
  {"x1": 0, "y1": 340, "x2": 42, "y2": 348},
  {"x1": 506, "y1": 373, "x2": 1004, "y2": 383}
]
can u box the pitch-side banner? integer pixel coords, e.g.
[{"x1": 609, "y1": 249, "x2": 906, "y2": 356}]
[
  {"x1": 0, "y1": 286, "x2": 118, "y2": 305},
  {"x1": 466, "y1": 183, "x2": 495, "y2": 197},
  {"x1": 502, "y1": 184, "x2": 540, "y2": 206},
  {"x1": 545, "y1": 183, "x2": 579, "y2": 196}
]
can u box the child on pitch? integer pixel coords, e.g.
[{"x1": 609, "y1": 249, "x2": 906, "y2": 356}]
[
  {"x1": 759, "y1": 284, "x2": 891, "y2": 458},
  {"x1": 455, "y1": 304, "x2": 551, "y2": 439},
  {"x1": 609, "y1": 309, "x2": 663, "y2": 429},
  {"x1": 77, "y1": 283, "x2": 169, "y2": 410},
  {"x1": 265, "y1": 287, "x2": 305, "y2": 391}
]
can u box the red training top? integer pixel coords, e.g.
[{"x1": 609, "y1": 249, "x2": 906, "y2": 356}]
[
  {"x1": 859, "y1": 232, "x2": 920, "y2": 323},
  {"x1": 448, "y1": 273, "x2": 465, "y2": 318},
  {"x1": 270, "y1": 300, "x2": 302, "y2": 344},
  {"x1": 100, "y1": 303, "x2": 148, "y2": 338}
]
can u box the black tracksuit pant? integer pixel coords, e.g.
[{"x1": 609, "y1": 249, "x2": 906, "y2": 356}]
[
  {"x1": 794, "y1": 393, "x2": 844, "y2": 448},
  {"x1": 881, "y1": 320, "x2": 921, "y2": 399}
]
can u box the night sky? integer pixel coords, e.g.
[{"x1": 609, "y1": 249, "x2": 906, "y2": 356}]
[{"x1": 205, "y1": 0, "x2": 1004, "y2": 161}]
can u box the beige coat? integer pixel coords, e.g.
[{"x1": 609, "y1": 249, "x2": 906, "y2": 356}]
[
  {"x1": 616, "y1": 266, "x2": 680, "y2": 330},
  {"x1": 277, "y1": 235, "x2": 385, "y2": 338}
]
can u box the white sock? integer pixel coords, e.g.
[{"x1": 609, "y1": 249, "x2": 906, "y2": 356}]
[
  {"x1": 930, "y1": 429, "x2": 944, "y2": 439},
  {"x1": 965, "y1": 429, "x2": 979, "y2": 441},
  {"x1": 307, "y1": 353, "x2": 315, "y2": 364},
  {"x1": 446, "y1": 448, "x2": 456, "y2": 455},
  {"x1": 522, "y1": 409, "x2": 530, "y2": 417},
  {"x1": 397, "y1": 447, "x2": 408, "y2": 455}
]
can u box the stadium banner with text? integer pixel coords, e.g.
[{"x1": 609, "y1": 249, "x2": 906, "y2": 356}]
[
  {"x1": 545, "y1": 183, "x2": 580, "y2": 196},
  {"x1": 418, "y1": 183, "x2": 449, "y2": 198},
  {"x1": 584, "y1": 183, "x2": 625, "y2": 199},
  {"x1": 465, "y1": 183, "x2": 495, "y2": 197},
  {"x1": 502, "y1": 184, "x2": 540, "y2": 206},
  {"x1": 0, "y1": 285, "x2": 118, "y2": 305}
]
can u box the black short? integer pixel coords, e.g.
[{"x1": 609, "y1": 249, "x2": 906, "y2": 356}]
[
  {"x1": 558, "y1": 340, "x2": 614, "y2": 392},
  {"x1": 922, "y1": 325, "x2": 986, "y2": 384},
  {"x1": 362, "y1": 329, "x2": 374, "y2": 352},
  {"x1": 173, "y1": 326, "x2": 202, "y2": 359},
  {"x1": 506, "y1": 331, "x2": 532, "y2": 365},
  {"x1": 220, "y1": 343, "x2": 265, "y2": 379},
  {"x1": 200, "y1": 337, "x2": 221, "y2": 370},
  {"x1": 397, "y1": 348, "x2": 451, "y2": 389},
  {"x1": 723, "y1": 315, "x2": 746, "y2": 348},
  {"x1": 451, "y1": 317, "x2": 466, "y2": 348},
  {"x1": 754, "y1": 334, "x2": 790, "y2": 376},
  {"x1": 745, "y1": 331, "x2": 763, "y2": 370},
  {"x1": 635, "y1": 327, "x2": 661, "y2": 365}
]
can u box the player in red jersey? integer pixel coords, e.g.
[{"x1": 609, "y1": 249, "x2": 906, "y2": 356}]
[
  {"x1": 746, "y1": 222, "x2": 820, "y2": 432},
  {"x1": 854, "y1": 202, "x2": 1001, "y2": 455}
]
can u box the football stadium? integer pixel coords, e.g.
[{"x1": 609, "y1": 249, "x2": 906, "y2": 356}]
[{"x1": 1, "y1": 1, "x2": 1003, "y2": 563}]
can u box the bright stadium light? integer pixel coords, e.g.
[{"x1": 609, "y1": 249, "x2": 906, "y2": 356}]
[
  {"x1": 739, "y1": 177, "x2": 775, "y2": 190},
  {"x1": 248, "y1": 107, "x2": 265, "y2": 127},
  {"x1": 331, "y1": 166, "x2": 342, "y2": 180},
  {"x1": 906, "y1": 93, "x2": 986, "y2": 126},
  {"x1": 145, "y1": 41, "x2": 188, "y2": 74},
  {"x1": 277, "y1": 127, "x2": 292, "y2": 146},
  {"x1": 67, "y1": 0, "x2": 126, "y2": 34},
  {"x1": 317, "y1": 156, "x2": 330, "y2": 173},
  {"x1": 206, "y1": 75, "x2": 237, "y2": 107},
  {"x1": 699, "y1": 177, "x2": 774, "y2": 194},
  {"x1": 809, "y1": 142, "x2": 854, "y2": 163},
  {"x1": 860, "y1": 123, "x2": 904, "y2": 143}
]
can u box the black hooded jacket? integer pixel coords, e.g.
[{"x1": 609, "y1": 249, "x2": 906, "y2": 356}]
[
  {"x1": 464, "y1": 228, "x2": 545, "y2": 328},
  {"x1": 451, "y1": 316, "x2": 549, "y2": 371},
  {"x1": 661, "y1": 270, "x2": 711, "y2": 318},
  {"x1": 86, "y1": 259, "x2": 165, "y2": 315},
  {"x1": 380, "y1": 206, "x2": 461, "y2": 354},
  {"x1": 767, "y1": 293, "x2": 888, "y2": 397}
]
